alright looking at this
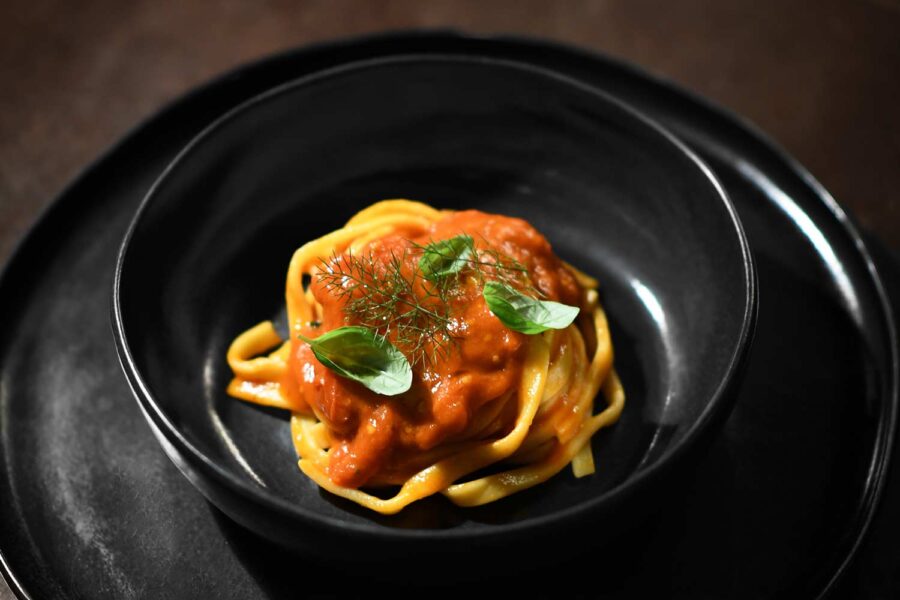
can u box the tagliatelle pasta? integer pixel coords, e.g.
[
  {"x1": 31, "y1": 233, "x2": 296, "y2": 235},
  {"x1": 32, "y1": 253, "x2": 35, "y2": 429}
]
[{"x1": 226, "y1": 199, "x2": 624, "y2": 514}]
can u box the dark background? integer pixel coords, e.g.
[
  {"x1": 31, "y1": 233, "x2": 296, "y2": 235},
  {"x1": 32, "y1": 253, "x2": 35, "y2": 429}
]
[{"x1": 0, "y1": 1, "x2": 898, "y2": 598}]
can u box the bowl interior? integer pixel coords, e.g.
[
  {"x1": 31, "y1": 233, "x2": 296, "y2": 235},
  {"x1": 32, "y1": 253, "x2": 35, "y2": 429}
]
[{"x1": 116, "y1": 56, "x2": 752, "y2": 530}]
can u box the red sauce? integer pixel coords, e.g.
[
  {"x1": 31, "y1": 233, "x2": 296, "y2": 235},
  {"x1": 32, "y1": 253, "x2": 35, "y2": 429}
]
[{"x1": 288, "y1": 210, "x2": 580, "y2": 488}]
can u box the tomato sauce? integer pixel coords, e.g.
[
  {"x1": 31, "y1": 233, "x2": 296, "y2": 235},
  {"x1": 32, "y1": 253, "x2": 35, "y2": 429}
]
[{"x1": 289, "y1": 210, "x2": 581, "y2": 488}]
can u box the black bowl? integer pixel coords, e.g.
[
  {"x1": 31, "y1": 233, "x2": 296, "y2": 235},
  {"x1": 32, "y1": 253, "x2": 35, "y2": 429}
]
[{"x1": 112, "y1": 55, "x2": 756, "y2": 567}]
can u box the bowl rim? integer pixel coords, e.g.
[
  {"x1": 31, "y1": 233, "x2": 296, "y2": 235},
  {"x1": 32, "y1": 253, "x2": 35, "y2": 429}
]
[{"x1": 111, "y1": 53, "x2": 758, "y2": 541}]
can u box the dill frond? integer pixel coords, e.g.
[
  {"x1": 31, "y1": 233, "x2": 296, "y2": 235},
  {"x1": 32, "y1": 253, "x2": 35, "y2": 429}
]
[{"x1": 315, "y1": 234, "x2": 533, "y2": 366}]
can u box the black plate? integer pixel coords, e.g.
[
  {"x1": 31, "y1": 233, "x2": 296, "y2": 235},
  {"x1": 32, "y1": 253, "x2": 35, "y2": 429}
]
[{"x1": 0, "y1": 32, "x2": 896, "y2": 599}]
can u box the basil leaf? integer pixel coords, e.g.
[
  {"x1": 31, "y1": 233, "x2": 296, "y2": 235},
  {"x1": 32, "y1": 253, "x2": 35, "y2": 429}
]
[
  {"x1": 418, "y1": 234, "x2": 474, "y2": 280},
  {"x1": 298, "y1": 326, "x2": 412, "y2": 396},
  {"x1": 483, "y1": 282, "x2": 580, "y2": 334}
]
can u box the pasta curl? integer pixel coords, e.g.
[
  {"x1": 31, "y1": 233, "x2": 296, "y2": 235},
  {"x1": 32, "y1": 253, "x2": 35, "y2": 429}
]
[{"x1": 227, "y1": 199, "x2": 624, "y2": 514}]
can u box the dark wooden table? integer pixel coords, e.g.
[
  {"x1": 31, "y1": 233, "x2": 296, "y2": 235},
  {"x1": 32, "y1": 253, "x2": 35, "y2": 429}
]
[{"x1": 1, "y1": 1, "x2": 898, "y2": 598}]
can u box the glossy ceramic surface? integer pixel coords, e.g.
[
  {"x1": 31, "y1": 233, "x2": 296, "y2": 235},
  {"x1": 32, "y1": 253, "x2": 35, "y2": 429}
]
[{"x1": 0, "y1": 33, "x2": 895, "y2": 599}]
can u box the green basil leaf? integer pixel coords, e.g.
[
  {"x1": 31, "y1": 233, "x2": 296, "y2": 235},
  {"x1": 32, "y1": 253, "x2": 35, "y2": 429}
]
[
  {"x1": 418, "y1": 234, "x2": 474, "y2": 280},
  {"x1": 298, "y1": 326, "x2": 412, "y2": 396},
  {"x1": 482, "y1": 282, "x2": 580, "y2": 334}
]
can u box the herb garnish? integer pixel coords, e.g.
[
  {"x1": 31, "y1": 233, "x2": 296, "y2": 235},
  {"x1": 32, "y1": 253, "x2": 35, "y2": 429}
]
[
  {"x1": 316, "y1": 234, "x2": 529, "y2": 366},
  {"x1": 309, "y1": 233, "x2": 580, "y2": 394},
  {"x1": 418, "y1": 234, "x2": 475, "y2": 280},
  {"x1": 299, "y1": 326, "x2": 412, "y2": 396},
  {"x1": 482, "y1": 282, "x2": 580, "y2": 334}
]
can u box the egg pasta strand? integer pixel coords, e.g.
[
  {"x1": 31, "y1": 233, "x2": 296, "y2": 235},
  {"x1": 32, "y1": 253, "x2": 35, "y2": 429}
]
[{"x1": 226, "y1": 199, "x2": 624, "y2": 514}]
